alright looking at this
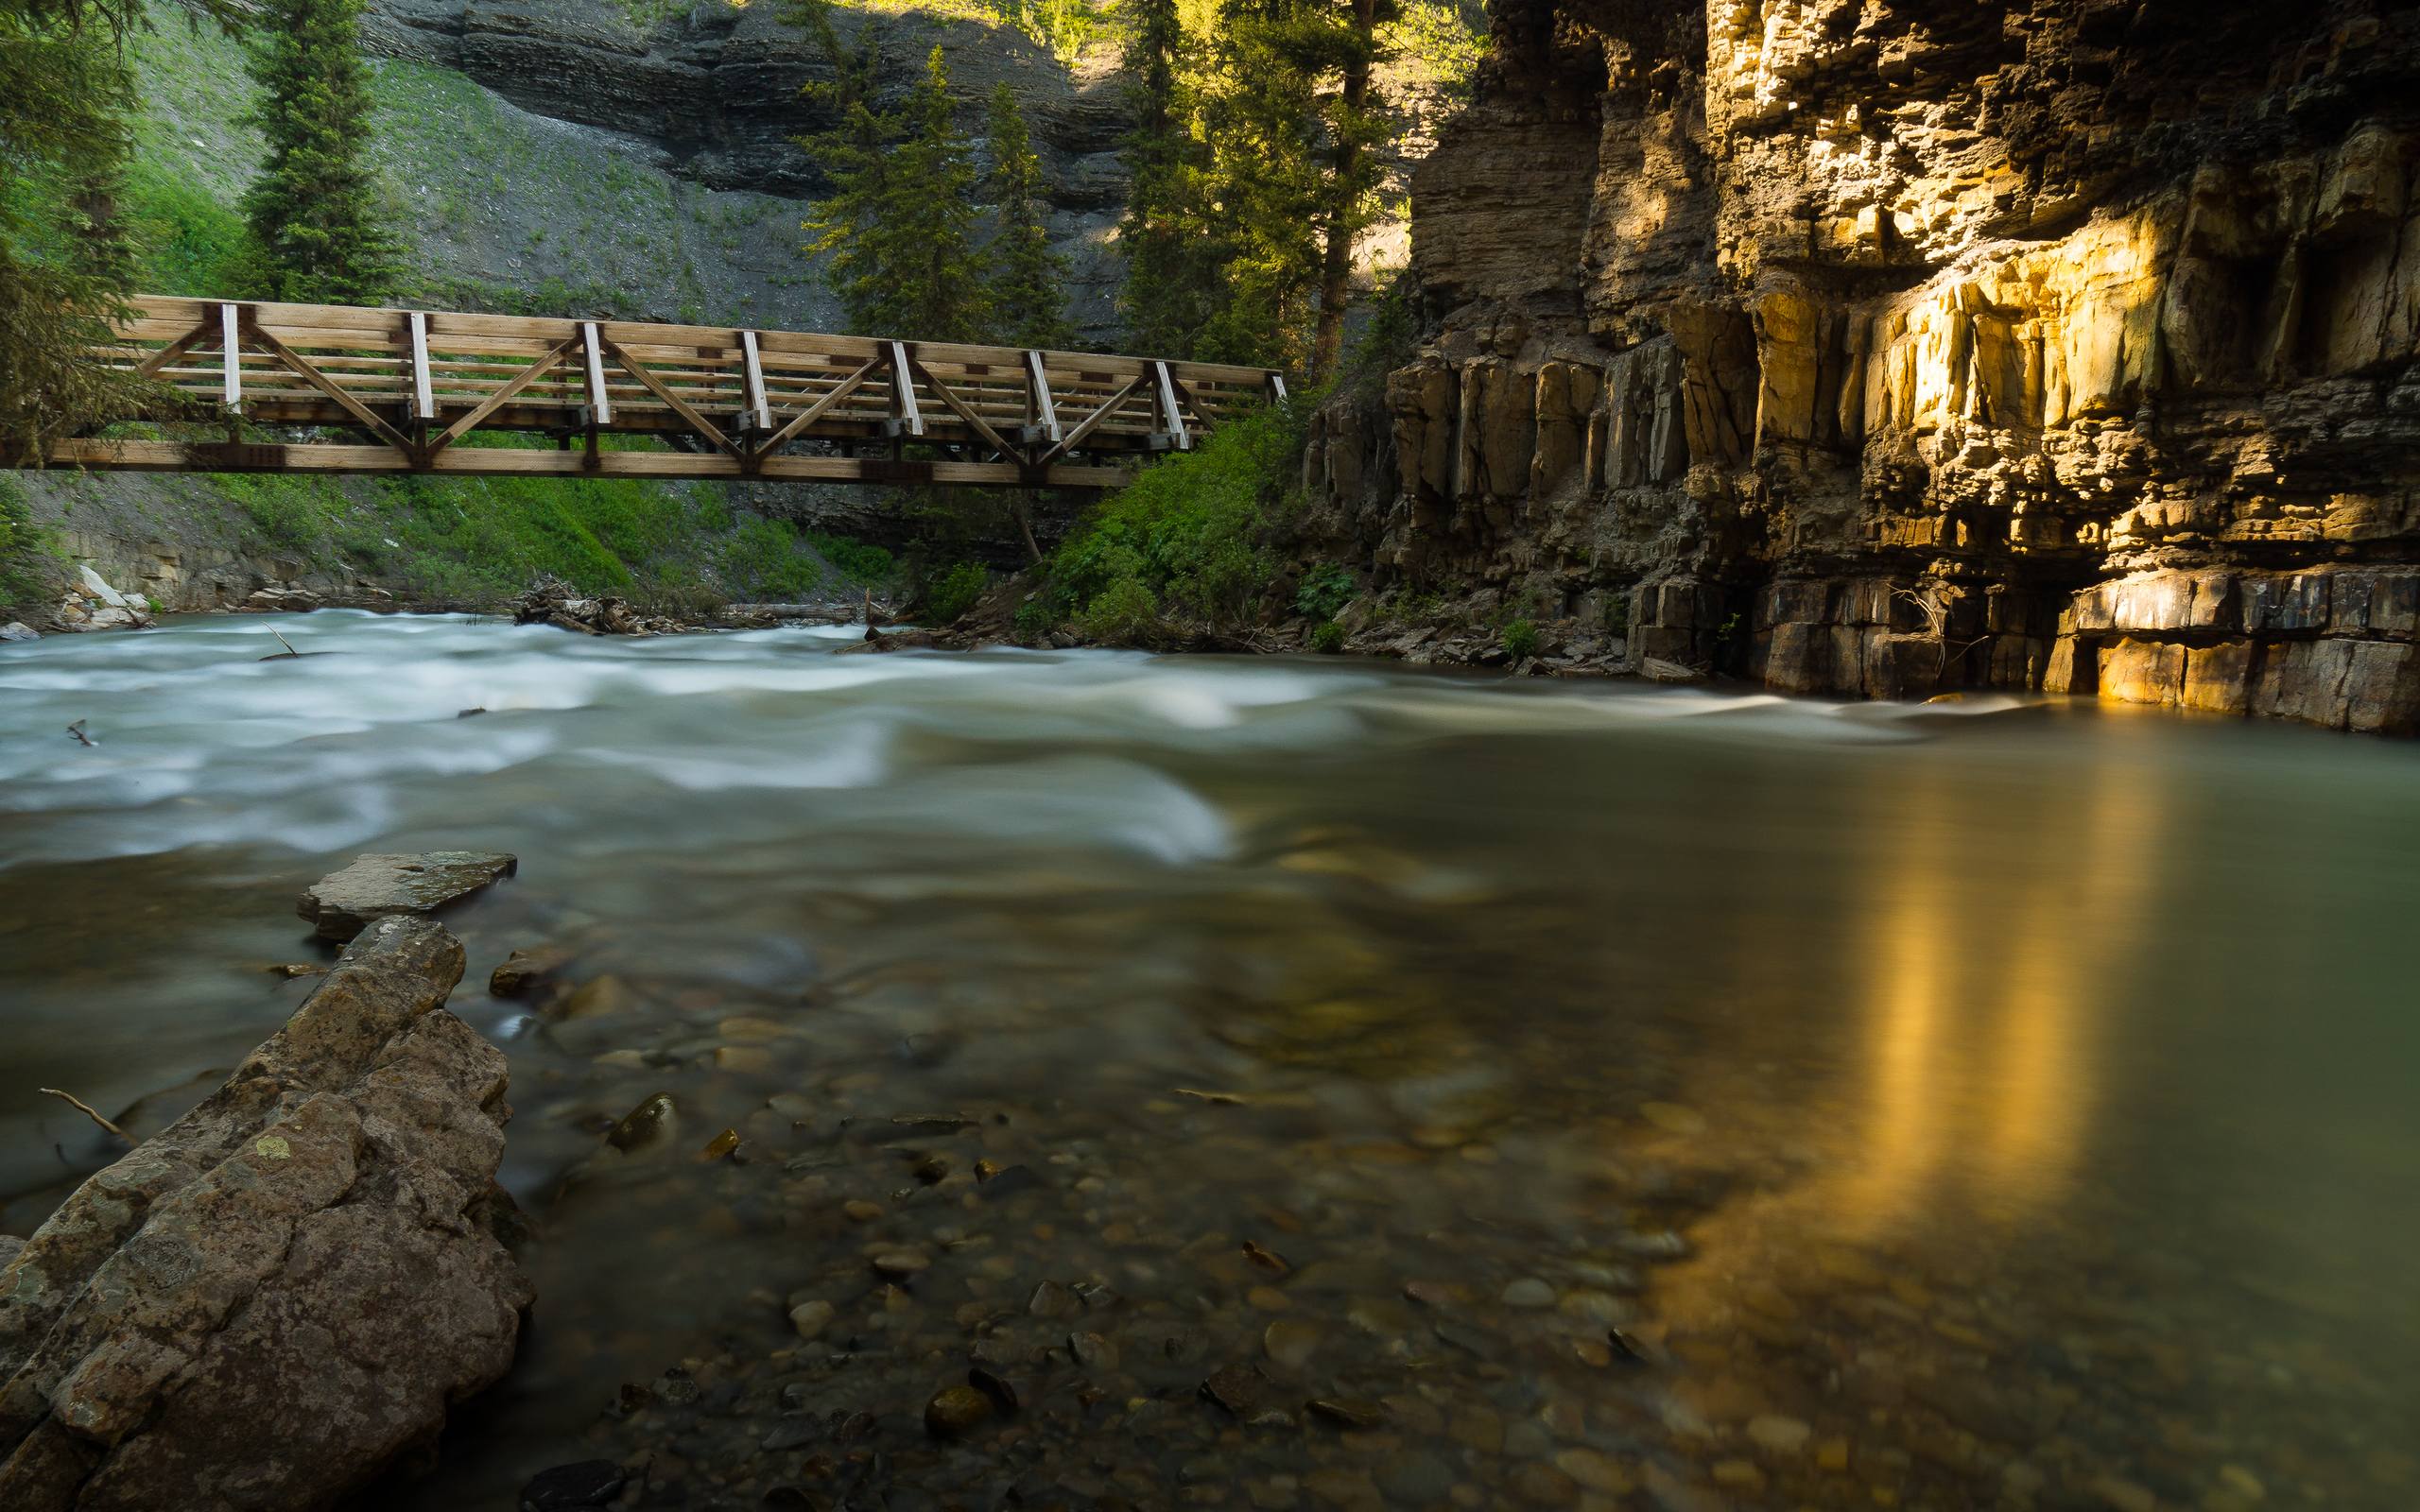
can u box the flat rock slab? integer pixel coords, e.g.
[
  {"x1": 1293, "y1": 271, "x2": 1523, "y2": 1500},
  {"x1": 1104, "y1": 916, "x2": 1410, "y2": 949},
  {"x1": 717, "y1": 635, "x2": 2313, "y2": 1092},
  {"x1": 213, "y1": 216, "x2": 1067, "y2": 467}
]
[{"x1": 298, "y1": 851, "x2": 519, "y2": 941}]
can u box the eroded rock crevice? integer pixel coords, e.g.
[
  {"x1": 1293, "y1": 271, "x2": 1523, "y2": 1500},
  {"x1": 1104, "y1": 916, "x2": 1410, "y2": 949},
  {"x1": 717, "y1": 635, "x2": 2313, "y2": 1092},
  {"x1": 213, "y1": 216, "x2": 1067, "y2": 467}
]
[{"x1": 1306, "y1": 0, "x2": 2420, "y2": 731}]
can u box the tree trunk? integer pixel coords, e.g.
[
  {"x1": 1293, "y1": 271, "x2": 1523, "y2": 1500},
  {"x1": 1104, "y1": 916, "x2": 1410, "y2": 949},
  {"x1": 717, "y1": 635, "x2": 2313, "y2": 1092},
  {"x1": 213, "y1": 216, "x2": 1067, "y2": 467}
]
[{"x1": 1310, "y1": 0, "x2": 1377, "y2": 380}]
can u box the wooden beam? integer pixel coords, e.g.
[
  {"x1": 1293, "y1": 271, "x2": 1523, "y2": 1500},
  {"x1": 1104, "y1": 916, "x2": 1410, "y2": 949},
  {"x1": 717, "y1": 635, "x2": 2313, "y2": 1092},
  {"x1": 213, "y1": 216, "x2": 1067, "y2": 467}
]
[
  {"x1": 739, "y1": 330, "x2": 772, "y2": 435},
  {"x1": 887, "y1": 341, "x2": 923, "y2": 437},
  {"x1": 1151, "y1": 360, "x2": 1190, "y2": 452},
  {"x1": 219, "y1": 302, "x2": 241, "y2": 408},
  {"x1": 407, "y1": 312, "x2": 437, "y2": 422},
  {"x1": 752, "y1": 354, "x2": 884, "y2": 456},
  {"x1": 1040, "y1": 376, "x2": 1146, "y2": 467},
  {"x1": 246, "y1": 322, "x2": 418, "y2": 454},
  {"x1": 1025, "y1": 351, "x2": 1062, "y2": 447},
  {"x1": 598, "y1": 335, "x2": 737, "y2": 458},
  {"x1": 909, "y1": 358, "x2": 1014, "y2": 457},
  {"x1": 426, "y1": 337, "x2": 579, "y2": 454},
  {"x1": 134, "y1": 320, "x2": 215, "y2": 380},
  {"x1": 580, "y1": 322, "x2": 613, "y2": 427},
  {"x1": 43, "y1": 437, "x2": 1135, "y2": 489}
]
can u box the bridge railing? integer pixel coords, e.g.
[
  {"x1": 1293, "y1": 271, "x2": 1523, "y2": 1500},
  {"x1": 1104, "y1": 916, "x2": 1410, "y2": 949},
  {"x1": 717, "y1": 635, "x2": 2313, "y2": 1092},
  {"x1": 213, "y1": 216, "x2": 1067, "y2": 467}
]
[{"x1": 46, "y1": 297, "x2": 1288, "y2": 490}]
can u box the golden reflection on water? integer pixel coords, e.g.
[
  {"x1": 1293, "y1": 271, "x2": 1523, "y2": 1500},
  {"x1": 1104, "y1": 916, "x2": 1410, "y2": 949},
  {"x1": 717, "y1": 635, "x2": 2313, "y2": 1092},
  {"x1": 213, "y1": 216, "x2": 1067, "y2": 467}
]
[{"x1": 1828, "y1": 745, "x2": 2158, "y2": 1241}]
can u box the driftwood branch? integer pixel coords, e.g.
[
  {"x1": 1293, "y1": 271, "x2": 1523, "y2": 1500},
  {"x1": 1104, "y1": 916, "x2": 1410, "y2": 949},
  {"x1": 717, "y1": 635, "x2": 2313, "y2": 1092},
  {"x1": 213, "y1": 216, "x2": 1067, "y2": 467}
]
[{"x1": 39, "y1": 1087, "x2": 130, "y2": 1143}]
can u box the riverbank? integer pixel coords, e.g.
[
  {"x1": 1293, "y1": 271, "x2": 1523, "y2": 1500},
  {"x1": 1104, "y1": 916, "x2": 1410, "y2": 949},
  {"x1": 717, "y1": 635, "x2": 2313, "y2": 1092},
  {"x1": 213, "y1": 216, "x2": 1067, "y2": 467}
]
[{"x1": 2, "y1": 613, "x2": 2414, "y2": 1508}]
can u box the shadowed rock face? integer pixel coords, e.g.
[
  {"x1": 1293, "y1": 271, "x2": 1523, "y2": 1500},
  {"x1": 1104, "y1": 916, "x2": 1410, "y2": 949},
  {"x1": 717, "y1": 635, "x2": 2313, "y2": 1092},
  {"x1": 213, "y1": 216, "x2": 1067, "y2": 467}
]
[
  {"x1": 0, "y1": 917, "x2": 532, "y2": 1512},
  {"x1": 1303, "y1": 0, "x2": 2420, "y2": 732},
  {"x1": 362, "y1": 0, "x2": 1129, "y2": 200}
]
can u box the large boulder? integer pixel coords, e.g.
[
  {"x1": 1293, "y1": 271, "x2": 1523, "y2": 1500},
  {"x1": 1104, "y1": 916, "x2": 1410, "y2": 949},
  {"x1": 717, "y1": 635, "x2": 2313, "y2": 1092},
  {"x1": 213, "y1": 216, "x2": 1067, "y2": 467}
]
[
  {"x1": 0, "y1": 917, "x2": 533, "y2": 1511},
  {"x1": 297, "y1": 851, "x2": 518, "y2": 942}
]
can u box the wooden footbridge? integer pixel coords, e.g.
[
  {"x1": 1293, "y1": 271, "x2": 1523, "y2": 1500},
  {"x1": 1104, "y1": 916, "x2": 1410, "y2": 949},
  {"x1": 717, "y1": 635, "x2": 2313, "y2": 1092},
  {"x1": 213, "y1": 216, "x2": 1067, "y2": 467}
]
[{"x1": 38, "y1": 297, "x2": 1287, "y2": 490}]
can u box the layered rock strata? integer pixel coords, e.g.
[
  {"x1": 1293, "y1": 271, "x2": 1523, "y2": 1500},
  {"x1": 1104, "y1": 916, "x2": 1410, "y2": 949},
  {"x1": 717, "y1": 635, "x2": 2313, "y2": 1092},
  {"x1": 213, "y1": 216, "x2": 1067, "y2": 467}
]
[
  {"x1": 0, "y1": 918, "x2": 531, "y2": 1511},
  {"x1": 1302, "y1": 0, "x2": 2420, "y2": 732}
]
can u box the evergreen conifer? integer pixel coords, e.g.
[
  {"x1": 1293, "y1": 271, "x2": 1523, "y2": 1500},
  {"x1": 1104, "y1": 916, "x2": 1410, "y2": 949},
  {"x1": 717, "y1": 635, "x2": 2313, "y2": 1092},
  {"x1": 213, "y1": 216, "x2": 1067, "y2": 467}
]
[
  {"x1": 983, "y1": 82, "x2": 1070, "y2": 351},
  {"x1": 803, "y1": 43, "x2": 990, "y2": 341},
  {"x1": 240, "y1": 0, "x2": 396, "y2": 304}
]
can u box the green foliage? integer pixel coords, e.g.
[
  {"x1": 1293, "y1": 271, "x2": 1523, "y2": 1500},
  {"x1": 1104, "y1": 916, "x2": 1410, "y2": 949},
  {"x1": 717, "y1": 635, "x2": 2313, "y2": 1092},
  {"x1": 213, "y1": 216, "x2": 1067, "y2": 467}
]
[
  {"x1": 921, "y1": 560, "x2": 988, "y2": 623},
  {"x1": 1381, "y1": 0, "x2": 1486, "y2": 98},
  {"x1": 0, "y1": 2, "x2": 160, "y2": 464},
  {"x1": 718, "y1": 513, "x2": 828, "y2": 600},
  {"x1": 1309, "y1": 619, "x2": 1344, "y2": 653},
  {"x1": 1074, "y1": 576, "x2": 1158, "y2": 644},
  {"x1": 0, "y1": 472, "x2": 47, "y2": 609},
  {"x1": 1115, "y1": 0, "x2": 1219, "y2": 359},
  {"x1": 185, "y1": 450, "x2": 893, "y2": 610},
  {"x1": 1012, "y1": 592, "x2": 1056, "y2": 641},
  {"x1": 799, "y1": 31, "x2": 991, "y2": 340},
  {"x1": 982, "y1": 82, "x2": 1069, "y2": 349},
  {"x1": 120, "y1": 155, "x2": 248, "y2": 296},
  {"x1": 1036, "y1": 400, "x2": 1303, "y2": 639},
  {"x1": 1603, "y1": 591, "x2": 1630, "y2": 636},
  {"x1": 1335, "y1": 265, "x2": 1417, "y2": 402},
  {"x1": 1501, "y1": 617, "x2": 1540, "y2": 660},
  {"x1": 805, "y1": 529, "x2": 895, "y2": 584},
  {"x1": 615, "y1": 0, "x2": 700, "y2": 26},
  {"x1": 1293, "y1": 561, "x2": 1356, "y2": 621},
  {"x1": 240, "y1": 0, "x2": 396, "y2": 302}
]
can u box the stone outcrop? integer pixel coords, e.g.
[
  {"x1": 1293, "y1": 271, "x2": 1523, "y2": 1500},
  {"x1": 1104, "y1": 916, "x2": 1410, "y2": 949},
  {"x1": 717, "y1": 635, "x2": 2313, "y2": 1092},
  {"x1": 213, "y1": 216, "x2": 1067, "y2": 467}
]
[
  {"x1": 49, "y1": 566, "x2": 152, "y2": 635},
  {"x1": 1303, "y1": 0, "x2": 2420, "y2": 732},
  {"x1": 298, "y1": 851, "x2": 520, "y2": 942},
  {"x1": 0, "y1": 918, "x2": 532, "y2": 1511},
  {"x1": 510, "y1": 574, "x2": 686, "y2": 637}
]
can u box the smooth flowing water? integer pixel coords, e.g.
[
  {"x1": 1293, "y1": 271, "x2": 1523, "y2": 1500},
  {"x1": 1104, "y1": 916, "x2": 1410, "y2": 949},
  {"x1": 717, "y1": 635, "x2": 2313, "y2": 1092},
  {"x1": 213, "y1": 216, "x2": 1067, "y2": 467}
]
[{"x1": 2, "y1": 612, "x2": 2414, "y2": 1511}]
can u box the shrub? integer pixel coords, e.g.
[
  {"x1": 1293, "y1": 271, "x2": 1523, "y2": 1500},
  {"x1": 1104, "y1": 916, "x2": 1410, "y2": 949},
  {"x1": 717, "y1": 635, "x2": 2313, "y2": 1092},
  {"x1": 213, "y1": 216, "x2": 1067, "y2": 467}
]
[
  {"x1": 1501, "y1": 617, "x2": 1541, "y2": 660},
  {"x1": 1, "y1": 475, "x2": 46, "y2": 610},
  {"x1": 1294, "y1": 562, "x2": 1356, "y2": 622},
  {"x1": 1310, "y1": 620, "x2": 1345, "y2": 654},
  {"x1": 1075, "y1": 577, "x2": 1160, "y2": 644},
  {"x1": 1039, "y1": 402, "x2": 1302, "y2": 638},
  {"x1": 719, "y1": 514, "x2": 825, "y2": 601},
  {"x1": 921, "y1": 561, "x2": 987, "y2": 624},
  {"x1": 1013, "y1": 594, "x2": 1058, "y2": 643},
  {"x1": 805, "y1": 530, "x2": 896, "y2": 586}
]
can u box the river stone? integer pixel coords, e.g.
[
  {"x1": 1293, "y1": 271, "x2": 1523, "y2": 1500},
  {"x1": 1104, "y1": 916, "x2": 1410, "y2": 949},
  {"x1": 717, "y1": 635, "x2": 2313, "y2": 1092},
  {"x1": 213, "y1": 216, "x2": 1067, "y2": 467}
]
[
  {"x1": 0, "y1": 623, "x2": 36, "y2": 643},
  {"x1": 924, "y1": 1384, "x2": 992, "y2": 1437},
  {"x1": 297, "y1": 851, "x2": 519, "y2": 941},
  {"x1": 0, "y1": 916, "x2": 532, "y2": 1512},
  {"x1": 520, "y1": 1459, "x2": 629, "y2": 1510},
  {"x1": 788, "y1": 1300, "x2": 835, "y2": 1340}
]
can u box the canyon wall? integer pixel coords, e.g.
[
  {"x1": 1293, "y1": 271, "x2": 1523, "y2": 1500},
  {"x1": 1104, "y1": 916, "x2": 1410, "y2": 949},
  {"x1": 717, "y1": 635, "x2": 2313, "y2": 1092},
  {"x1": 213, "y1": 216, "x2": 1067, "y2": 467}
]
[{"x1": 1302, "y1": 0, "x2": 2420, "y2": 732}]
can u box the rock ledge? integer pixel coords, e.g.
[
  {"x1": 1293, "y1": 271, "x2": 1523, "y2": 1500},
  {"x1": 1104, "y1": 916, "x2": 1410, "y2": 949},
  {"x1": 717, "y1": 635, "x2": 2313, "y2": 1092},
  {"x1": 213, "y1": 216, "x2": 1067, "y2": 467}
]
[{"x1": 0, "y1": 916, "x2": 532, "y2": 1511}]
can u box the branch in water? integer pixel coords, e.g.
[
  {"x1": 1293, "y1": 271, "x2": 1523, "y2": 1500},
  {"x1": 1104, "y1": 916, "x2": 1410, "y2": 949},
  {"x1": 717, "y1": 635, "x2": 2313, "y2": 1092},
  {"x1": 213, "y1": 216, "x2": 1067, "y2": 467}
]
[{"x1": 39, "y1": 1087, "x2": 130, "y2": 1143}]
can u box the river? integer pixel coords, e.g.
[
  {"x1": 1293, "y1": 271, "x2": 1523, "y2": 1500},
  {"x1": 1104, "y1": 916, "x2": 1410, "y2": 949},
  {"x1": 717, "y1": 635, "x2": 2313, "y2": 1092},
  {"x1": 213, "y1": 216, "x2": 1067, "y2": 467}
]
[{"x1": 2, "y1": 611, "x2": 2414, "y2": 1510}]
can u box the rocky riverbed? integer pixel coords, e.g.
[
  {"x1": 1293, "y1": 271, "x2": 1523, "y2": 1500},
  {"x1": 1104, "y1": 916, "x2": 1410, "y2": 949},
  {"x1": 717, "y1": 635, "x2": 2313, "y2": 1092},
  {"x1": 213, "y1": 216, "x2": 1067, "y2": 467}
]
[{"x1": 2, "y1": 614, "x2": 2415, "y2": 1509}]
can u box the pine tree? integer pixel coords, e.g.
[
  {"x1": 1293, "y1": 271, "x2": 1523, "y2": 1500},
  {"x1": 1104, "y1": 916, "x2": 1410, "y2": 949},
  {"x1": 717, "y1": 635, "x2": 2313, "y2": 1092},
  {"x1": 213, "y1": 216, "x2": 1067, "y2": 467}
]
[
  {"x1": 1115, "y1": 0, "x2": 1220, "y2": 359},
  {"x1": 982, "y1": 82, "x2": 1069, "y2": 351},
  {"x1": 240, "y1": 0, "x2": 396, "y2": 303},
  {"x1": 802, "y1": 43, "x2": 991, "y2": 341},
  {"x1": 0, "y1": 0, "x2": 150, "y2": 463},
  {"x1": 1187, "y1": 0, "x2": 1394, "y2": 374}
]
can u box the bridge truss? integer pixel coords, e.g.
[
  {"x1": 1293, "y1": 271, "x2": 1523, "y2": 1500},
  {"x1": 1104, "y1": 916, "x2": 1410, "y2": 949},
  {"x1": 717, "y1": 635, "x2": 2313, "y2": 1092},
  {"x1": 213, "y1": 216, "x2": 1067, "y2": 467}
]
[{"x1": 39, "y1": 298, "x2": 1288, "y2": 490}]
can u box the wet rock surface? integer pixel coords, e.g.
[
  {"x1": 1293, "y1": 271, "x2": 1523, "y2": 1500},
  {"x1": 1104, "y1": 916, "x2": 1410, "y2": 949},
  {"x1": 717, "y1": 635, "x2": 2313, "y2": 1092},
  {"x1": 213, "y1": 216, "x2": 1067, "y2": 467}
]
[
  {"x1": 511, "y1": 576, "x2": 688, "y2": 638},
  {"x1": 297, "y1": 850, "x2": 519, "y2": 942},
  {"x1": 0, "y1": 917, "x2": 530, "y2": 1511}
]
